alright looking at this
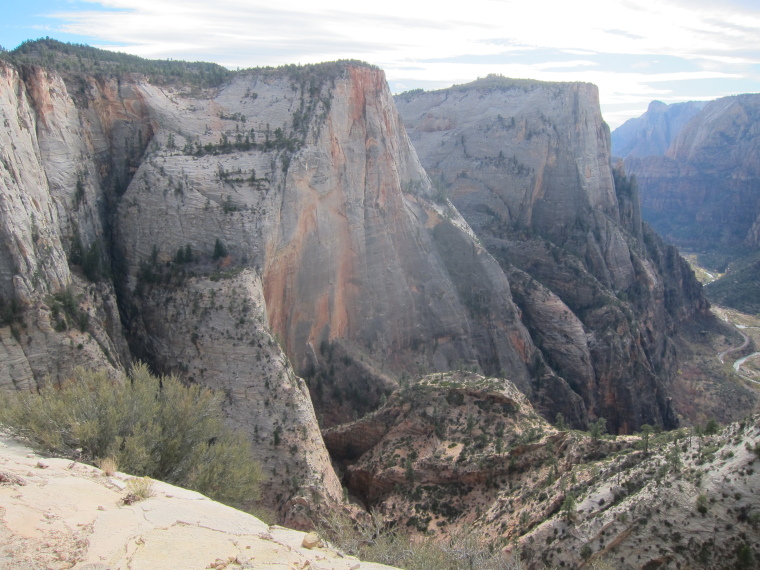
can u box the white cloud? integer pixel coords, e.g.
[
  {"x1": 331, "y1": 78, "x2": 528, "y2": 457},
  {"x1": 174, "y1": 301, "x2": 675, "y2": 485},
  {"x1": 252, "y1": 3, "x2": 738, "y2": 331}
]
[{"x1": 43, "y1": 0, "x2": 760, "y2": 126}]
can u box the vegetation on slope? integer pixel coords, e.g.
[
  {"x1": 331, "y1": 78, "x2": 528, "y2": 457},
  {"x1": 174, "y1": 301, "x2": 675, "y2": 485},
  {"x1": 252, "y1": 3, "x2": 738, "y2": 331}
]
[
  {"x1": 705, "y1": 251, "x2": 760, "y2": 314},
  {"x1": 1, "y1": 38, "x2": 232, "y2": 88},
  {"x1": 0, "y1": 38, "x2": 379, "y2": 91},
  {"x1": 324, "y1": 372, "x2": 760, "y2": 569},
  {"x1": 0, "y1": 364, "x2": 262, "y2": 508},
  {"x1": 396, "y1": 73, "x2": 584, "y2": 102}
]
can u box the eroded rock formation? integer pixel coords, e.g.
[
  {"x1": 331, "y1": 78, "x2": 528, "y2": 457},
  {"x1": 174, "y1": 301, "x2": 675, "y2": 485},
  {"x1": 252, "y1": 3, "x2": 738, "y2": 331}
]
[
  {"x1": 324, "y1": 372, "x2": 760, "y2": 570},
  {"x1": 397, "y1": 76, "x2": 711, "y2": 433}
]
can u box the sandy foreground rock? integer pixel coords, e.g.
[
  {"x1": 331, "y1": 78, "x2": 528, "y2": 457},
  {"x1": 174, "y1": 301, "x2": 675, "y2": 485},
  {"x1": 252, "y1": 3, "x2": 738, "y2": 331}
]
[{"x1": 0, "y1": 435, "x2": 396, "y2": 570}]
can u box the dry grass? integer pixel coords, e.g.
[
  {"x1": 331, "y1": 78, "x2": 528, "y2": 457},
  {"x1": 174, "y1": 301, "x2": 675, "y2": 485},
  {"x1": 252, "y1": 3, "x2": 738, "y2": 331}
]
[
  {"x1": 315, "y1": 509, "x2": 519, "y2": 570},
  {"x1": 126, "y1": 476, "x2": 155, "y2": 501},
  {"x1": 97, "y1": 457, "x2": 118, "y2": 476}
]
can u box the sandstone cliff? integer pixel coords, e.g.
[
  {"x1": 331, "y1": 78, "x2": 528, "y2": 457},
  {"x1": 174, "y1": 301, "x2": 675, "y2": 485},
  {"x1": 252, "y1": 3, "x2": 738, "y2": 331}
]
[
  {"x1": 0, "y1": 45, "x2": 543, "y2": 521},
  {"x1": 0, "y1": 49, "x2": 346, "y2": 523},
  {"x1": 396, "y1": 76, "x2": 710, "y2": 433},
  {"x1": 0, "y1": 61, "x2": 131, "y2": 389}
]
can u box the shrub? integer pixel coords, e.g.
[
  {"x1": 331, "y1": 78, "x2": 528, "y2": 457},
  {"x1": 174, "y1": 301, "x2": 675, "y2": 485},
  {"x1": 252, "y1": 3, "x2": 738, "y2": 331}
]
[
  {"x1": 696, "y1": 494, "x2": 709, "y2": 515},
  {"x1": 736, "y1": 543, "x2": 755, "y2": 569},
  {"x1": 213, "y1": 238, "x2": 228, "y2": 260},
  {"x1": 0, "y1": 364, "x2": 262, "y2": 507},
  {"x1": 562, "y1": 492, "x2": 576, "y2": 523},
  {"x1": 704, "y1": 419, "x2": 720, "y2": 436},
  {"x1": 98, "y1": 456, "x2": 118, "y2": 476},
  {"x1": 589, "y1": 417, "x2": 607, "y2": 443},
  {"x1": 316, "y1": 510, "x2": 517, "y2": 569},
  {"x1": 580, "y1": 544, "x2": 593, "y2": 560},
  {"x1": 126, "y1": 476, "x2": 155, "y2": 501}
]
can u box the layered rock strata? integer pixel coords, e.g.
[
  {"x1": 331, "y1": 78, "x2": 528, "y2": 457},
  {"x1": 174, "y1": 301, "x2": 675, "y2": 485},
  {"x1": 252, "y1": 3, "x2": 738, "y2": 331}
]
[{"x1": 397, "y1": 77, "x2": 710, "y2": 433}]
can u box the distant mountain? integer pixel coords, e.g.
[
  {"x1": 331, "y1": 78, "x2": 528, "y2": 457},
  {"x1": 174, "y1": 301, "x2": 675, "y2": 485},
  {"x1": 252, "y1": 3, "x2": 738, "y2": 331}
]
[
  {"x1": 618, "y1": 94, "x2": 760, "y2": 251},
  {"x1": 612, "y1": 100, "x2": 706, "y2": 158},
  {"x1": 617, "y1": 95, "x2": 760, "y2": 312}
]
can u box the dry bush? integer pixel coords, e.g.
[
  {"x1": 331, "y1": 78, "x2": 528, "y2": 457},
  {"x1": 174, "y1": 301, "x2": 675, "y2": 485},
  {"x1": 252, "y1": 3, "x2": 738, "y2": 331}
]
[
  {"x1": 316, "y1": 510, "x2": 520, "y2": 570},
  {"x1": 0, "y1": 363, "x2": 262, "y2": 507},
  {"x1": 97, "y1": 457, "x2": 118, "y2": 476},
  {"x1": 126, "y1": 476, "x2": 155, "y2": 501}
]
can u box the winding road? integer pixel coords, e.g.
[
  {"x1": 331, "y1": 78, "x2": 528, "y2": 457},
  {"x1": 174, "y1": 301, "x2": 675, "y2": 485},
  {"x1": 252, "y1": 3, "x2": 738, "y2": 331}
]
[
  {"x1": 717, "y1": 316, "x2": 760, "y2": 385},
  {"x1": 718, "y1": 327, "x2": 750, "y2": 364}
]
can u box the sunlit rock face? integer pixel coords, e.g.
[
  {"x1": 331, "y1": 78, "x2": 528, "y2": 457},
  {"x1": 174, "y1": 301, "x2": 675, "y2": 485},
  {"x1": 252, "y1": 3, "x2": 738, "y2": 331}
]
[{"x1": 397, "y1": 76, "x2": 711, "y2": 433}]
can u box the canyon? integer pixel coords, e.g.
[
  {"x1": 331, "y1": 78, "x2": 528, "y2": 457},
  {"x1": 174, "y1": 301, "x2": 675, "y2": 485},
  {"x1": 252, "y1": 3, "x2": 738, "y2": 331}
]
[
  {"x1": 0, "y1": 40, "x2": 757, "y2": 555},
  {"x1": 615, "y1": 95, "x2": 760, "y2": 314}
]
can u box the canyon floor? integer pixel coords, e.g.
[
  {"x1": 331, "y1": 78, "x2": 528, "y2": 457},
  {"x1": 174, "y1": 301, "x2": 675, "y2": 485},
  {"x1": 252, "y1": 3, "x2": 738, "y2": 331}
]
[{"x1": 668, "y1": 257, "x2": 760, "y2": 425}]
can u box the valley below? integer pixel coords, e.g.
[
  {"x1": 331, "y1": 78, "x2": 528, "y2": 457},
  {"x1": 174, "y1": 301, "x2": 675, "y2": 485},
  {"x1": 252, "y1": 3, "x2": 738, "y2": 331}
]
[{"x1": 1, "y1": 39, "x2": 760, "y2": 569}]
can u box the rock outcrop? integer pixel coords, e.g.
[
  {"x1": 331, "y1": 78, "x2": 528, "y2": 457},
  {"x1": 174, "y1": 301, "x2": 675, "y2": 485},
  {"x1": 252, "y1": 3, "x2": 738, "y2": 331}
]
[
  {"x1": 324, "y1": 372, "x2": 760, "y2": 570},
  {"x1": 396, "y1": 76, "x2": 711, "y2": 433},
  {"x1": 0, "y1": 434, "x2": 397, "y2": 570}
]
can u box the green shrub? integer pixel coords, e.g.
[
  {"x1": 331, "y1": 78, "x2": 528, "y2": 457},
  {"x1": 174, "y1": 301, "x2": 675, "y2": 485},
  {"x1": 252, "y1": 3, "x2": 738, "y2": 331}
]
[
  {"x1": 0, "y1": 364, "x2": 261, "y2": 507},
  {"x1": 580, "y1": 544, "x2": 593, "y2": 560},
  {"x1": 704, "y1": 419, "x2": 720, "y2": 436},
  {"x1": 696, "y1": 494, "x2": 709, "y2": 515}
]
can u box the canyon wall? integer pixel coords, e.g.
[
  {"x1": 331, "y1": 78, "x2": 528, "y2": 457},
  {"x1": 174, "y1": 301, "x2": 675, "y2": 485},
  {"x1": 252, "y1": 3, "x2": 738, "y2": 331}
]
[
  {"x1": 611, "y1": 99, "x2": 706, "y2": 159},
  {"x1": 0, "y1": 46, "x2": 725, "y2": 533},
  {"x1": 622, "y1": 94, "x2": 760, "y2": 250},
  {"x1": 397, "y1": 76, "x2": 711, "y2": 433},
  {"x1": 0, "y1": 59, "x2": 344, "y2": 524}
]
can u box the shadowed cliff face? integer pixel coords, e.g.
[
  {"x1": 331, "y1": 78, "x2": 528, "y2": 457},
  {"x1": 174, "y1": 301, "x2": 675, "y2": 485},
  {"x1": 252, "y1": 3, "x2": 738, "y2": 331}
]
[
  {"x1": 0, "y1": 62, "x2": 140, "y2": 389},
  {"x1": 397, "y1": 76, "x2": 711, "y2": 433}
]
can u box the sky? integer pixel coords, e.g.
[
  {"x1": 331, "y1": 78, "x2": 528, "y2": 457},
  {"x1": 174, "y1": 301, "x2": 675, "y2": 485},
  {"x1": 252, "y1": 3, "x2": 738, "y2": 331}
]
[{"x1": 3, "y1": 0, "x2": 760, "y2": 128}]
